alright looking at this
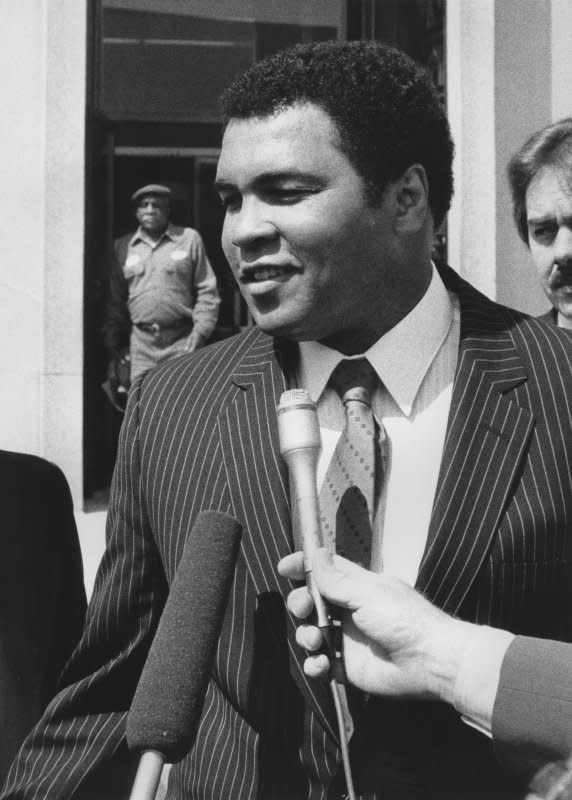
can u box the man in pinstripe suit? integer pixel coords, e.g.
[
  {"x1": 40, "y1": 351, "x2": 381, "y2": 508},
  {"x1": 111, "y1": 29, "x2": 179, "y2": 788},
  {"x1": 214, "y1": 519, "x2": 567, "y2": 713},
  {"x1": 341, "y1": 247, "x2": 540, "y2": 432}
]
[{"x1": 3, "y1": 40, "x2": 572, "y2": 800}]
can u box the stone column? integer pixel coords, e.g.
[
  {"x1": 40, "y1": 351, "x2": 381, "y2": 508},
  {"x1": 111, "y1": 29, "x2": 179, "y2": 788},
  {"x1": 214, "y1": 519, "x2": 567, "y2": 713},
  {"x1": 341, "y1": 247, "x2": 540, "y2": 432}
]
[
  {"x1": 0, "y1": 0, "x2": 86, "y2": 504},
  {"x1": 446, "y1": 0, "x2": 555, "y2": 316}
]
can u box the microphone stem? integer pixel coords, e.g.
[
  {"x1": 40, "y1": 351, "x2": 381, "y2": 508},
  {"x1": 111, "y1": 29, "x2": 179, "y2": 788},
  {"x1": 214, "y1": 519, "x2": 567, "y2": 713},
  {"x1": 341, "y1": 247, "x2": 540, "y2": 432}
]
[
  {"x1": 330, "y1": 679, "x2": 357, "y2": 800},
  {"x1": 129, "y1": 750, "x2": 165, "y2": 800}
]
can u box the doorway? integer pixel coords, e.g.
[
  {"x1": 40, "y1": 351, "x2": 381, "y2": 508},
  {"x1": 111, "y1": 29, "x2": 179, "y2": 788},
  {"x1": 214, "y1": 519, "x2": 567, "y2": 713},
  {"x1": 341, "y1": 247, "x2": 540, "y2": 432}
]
[{"x1": 84, "y1": 140, "x2": 244, "y2": 499}]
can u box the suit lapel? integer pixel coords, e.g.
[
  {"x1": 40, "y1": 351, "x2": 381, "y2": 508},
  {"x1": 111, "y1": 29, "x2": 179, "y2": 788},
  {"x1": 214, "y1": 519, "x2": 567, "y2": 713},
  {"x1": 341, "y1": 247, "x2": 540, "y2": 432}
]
[
  {"x1": 416, "y1": 269, "x2": 535, "y2": 614},
  {"x1": 218, "y1": 331, "x2": 339, "y2": 742}
]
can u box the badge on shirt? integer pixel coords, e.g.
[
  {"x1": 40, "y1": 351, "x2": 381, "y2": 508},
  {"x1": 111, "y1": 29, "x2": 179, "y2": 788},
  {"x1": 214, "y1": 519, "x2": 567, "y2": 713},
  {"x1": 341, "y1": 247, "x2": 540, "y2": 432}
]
[
  {"x1": 171, "y1": 250, "x2": 187, "y2": 261},
  {"x1": 125, "y1": 254, "x2": 141, "y2": 268}
]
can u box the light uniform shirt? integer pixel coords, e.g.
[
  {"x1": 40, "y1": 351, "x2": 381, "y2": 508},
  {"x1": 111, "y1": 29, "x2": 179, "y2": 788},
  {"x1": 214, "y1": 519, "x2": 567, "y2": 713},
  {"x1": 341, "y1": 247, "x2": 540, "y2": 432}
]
[
  {"x1": 298, "y1": 264, "x2": 513, "y2": 735},
  {"x1": 123, "y1": 223, "x2": 220, "y2": 335}
]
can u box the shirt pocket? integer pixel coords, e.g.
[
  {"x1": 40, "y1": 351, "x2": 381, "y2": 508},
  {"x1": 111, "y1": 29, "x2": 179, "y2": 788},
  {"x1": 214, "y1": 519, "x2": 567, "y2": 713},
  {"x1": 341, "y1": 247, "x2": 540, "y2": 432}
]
[
  {"x1": 164, "y1": 249, "x2": 191, "y2": 277},
  {"x1": 123, "y1": 253, "x2": 145, "y2": 279}
]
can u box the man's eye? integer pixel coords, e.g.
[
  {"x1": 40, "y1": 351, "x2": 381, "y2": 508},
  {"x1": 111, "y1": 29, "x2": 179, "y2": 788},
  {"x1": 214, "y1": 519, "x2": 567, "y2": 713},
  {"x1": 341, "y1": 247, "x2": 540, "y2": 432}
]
[
  {"x1": 266, "y1": 187, "x2": 311, "y2": 204},
  {"x1": 219, "y1": 194, "x2": 241, "y2": 211},
  {"x1": 531, "y1": 226, "x2": 556, "y2": 243}
]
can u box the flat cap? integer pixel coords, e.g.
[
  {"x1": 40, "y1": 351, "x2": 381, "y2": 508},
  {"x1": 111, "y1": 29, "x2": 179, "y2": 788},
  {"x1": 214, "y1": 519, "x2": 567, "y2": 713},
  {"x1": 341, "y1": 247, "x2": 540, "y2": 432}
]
[{"x1": 131, "y1": 184, "x2": 172, "y2": 203}]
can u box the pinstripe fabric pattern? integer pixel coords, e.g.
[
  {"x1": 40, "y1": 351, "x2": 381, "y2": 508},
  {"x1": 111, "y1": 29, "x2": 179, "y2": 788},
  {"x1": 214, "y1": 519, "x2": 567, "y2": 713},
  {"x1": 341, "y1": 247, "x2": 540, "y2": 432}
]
[{"x1": 3, "y1": 264, "x2": 572, "y2": 800}]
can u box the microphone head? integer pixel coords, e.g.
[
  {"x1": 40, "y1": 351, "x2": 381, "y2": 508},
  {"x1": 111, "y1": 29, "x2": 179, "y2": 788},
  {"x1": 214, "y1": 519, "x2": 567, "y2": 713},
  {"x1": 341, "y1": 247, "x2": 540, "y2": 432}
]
[
  {"x1": 276, "y1": 389, "x2": 321, "y2": 457},
  {"x1": 126, "y1": 510, "x2": 242, "y2": 762}
]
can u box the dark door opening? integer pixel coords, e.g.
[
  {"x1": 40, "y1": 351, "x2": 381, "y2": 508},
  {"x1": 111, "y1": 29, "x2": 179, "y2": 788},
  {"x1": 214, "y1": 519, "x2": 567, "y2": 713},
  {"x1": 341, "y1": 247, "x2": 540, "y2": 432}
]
[{"x1": 84, "y1": 143, "x2": 243, "y2": 501}]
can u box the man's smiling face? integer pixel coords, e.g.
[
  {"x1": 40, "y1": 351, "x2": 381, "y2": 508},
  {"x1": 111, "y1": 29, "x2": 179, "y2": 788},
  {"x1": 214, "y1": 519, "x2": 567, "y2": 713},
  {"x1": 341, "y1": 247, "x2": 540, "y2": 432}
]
[{"x1": 215, "y1": 103, "x2": 399, "y2": 354}]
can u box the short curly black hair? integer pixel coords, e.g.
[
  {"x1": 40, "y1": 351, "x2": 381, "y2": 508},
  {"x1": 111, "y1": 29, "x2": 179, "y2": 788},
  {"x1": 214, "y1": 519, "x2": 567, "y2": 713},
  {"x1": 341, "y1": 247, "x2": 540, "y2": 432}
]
[
  {"x1": 507, "y1": 117, "x2": 572, "y2": 244},
  {"x1": 220, "y1": 40, "x2": 454, "y2": 228}
]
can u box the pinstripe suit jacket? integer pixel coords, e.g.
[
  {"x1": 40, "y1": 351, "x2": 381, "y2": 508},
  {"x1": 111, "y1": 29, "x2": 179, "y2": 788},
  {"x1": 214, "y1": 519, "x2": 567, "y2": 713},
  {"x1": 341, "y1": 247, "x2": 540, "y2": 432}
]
[
  {"x1": 538, "y1": 308, "x2": 558, "y2": 325},
  {"x1": 4, "y1": 265, "x2": 572, "y2": 800}
]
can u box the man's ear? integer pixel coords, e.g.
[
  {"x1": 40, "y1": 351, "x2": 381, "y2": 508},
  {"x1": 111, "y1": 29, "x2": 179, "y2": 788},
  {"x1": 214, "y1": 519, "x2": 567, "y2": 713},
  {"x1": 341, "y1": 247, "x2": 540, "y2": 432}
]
[{"x1": 393, "y1": 164, "x2": 430, "y2": 233}]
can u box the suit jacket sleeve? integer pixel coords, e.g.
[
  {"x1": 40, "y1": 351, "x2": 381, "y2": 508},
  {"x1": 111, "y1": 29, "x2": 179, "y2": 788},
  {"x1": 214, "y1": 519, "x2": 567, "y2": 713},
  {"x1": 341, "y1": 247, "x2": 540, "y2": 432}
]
[
  {"x1": 0, "y1": 453, "x2": 87, "y2": 785},
  {"x1": 492, "y1": 635, "x2": 572, "y2": 778},
  {"x1": 1, "y1": 383, "x2": 169, "y2": 800}
]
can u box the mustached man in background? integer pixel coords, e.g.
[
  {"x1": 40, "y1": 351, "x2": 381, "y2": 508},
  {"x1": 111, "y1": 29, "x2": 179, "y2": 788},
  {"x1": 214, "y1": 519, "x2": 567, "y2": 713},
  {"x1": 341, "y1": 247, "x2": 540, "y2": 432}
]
[{"x1": 508, "y1": 117, "x2": 572, "y2": 329}]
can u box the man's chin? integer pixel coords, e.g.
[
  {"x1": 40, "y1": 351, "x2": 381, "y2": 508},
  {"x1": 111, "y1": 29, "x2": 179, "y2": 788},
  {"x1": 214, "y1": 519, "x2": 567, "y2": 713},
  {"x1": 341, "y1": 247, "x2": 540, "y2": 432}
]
[
  {"x1": 254, "y1": 320, "x2": 301, "y2": 341},
  {"x1": 555, "y1": 306, "x2": 572, "y2": 326},
  {"x1": 250, "y1": 310, "x2": 311, "y2": 342},
  {"x1": 551, "y1": 293, "x2": 572, "y2": 324}
]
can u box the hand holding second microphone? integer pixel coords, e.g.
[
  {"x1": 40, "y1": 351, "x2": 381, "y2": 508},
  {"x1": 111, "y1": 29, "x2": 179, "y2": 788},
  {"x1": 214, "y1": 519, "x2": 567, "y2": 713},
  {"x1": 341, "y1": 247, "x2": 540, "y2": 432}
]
[{"x1": 278, "y1": 549, "x2": 475, "y2": 704}]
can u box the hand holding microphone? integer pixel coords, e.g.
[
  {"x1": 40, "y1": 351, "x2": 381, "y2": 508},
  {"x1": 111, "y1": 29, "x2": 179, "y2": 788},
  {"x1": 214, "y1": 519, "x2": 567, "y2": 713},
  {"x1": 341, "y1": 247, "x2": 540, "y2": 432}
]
[
  {"x1": 278, "y1": 548, "x2": 473, "y2": 703},
  {"x1": 276, "y1": 389, "x2": 471, "y2": 703}
]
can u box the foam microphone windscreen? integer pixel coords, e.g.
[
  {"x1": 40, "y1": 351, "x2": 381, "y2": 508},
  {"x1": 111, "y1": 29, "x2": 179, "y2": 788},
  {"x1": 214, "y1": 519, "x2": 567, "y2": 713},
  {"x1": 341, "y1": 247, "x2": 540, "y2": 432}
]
[{"x1": 126, "y1": 510, "x2": 242, "y2": 763}]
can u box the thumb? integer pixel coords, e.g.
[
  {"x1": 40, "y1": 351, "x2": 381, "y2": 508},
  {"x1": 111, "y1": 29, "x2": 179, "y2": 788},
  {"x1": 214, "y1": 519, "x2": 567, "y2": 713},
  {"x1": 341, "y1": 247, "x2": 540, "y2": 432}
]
[{"x1": 312, "y1": 549, "x2": 373, "y2": 611}]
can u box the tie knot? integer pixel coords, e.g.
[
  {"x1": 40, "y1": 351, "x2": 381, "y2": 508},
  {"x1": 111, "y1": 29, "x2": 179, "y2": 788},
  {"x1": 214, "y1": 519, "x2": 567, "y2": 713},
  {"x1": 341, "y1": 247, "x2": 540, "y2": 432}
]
[{"x1": 329, "y1": 358, "x2": 377, "y2": 406}]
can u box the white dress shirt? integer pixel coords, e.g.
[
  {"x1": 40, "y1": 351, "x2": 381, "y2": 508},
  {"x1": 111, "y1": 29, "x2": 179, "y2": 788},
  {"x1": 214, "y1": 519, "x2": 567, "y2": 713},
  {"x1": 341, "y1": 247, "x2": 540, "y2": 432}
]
[
  {"x1": 298, "y1": 264, "x2": 459, "y2": 585},
  {"x1": 297, "y1": 264, "x2": 513, "y2": 735}
]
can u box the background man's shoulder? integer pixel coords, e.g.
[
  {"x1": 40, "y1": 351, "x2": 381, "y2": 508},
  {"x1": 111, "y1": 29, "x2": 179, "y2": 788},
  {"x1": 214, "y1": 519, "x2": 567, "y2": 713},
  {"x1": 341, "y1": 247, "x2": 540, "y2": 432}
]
[
  {"x1": 113, "y1": 231, "x2": 136, "y2": 264},
  {"x1": 173, "y1": 225, "x2": 206, "y2": 245},
  {"x1": 114, "y1": 230, "x2": 135, "y2": 248},
  {"x1": 0, "y1": 449, "x2": 69, "y2": 494}
]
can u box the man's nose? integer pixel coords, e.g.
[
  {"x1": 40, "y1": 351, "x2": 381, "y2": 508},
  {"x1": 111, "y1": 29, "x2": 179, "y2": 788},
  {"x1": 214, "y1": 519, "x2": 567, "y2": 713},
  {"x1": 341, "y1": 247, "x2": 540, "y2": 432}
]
[
  {"x1": 230, "y1": 198, "x2": 277, "y2": 248},
  {"x1": 554, "y1": 226, "x2": 572, "y2": 265}
]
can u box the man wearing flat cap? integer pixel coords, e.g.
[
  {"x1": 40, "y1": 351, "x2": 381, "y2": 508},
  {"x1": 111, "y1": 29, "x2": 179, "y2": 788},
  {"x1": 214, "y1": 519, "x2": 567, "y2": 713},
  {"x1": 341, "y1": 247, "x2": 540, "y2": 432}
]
[{"x1": 103, "y1": 183, "x2": 220, "y2": 385}]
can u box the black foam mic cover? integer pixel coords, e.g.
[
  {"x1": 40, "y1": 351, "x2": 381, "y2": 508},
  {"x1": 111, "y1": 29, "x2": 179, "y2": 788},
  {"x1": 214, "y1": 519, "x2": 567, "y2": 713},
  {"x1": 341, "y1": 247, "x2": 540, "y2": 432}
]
[{"x1": 126, "y1": 510, "x2": 242, "y2": 763}]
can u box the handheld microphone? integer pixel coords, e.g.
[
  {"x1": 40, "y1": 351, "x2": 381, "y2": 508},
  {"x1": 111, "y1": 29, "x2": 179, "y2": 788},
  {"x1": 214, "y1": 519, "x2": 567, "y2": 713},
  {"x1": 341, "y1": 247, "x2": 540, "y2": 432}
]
[
  {"x1": 126, "y1": 510, "x2": 242, "y2": 800},
  {"x1": 277, "y1": 389, "x2": 356, "y2": 800},
  {"x1": 276, "y1": 389, "x2": 331, "y2": 634}
]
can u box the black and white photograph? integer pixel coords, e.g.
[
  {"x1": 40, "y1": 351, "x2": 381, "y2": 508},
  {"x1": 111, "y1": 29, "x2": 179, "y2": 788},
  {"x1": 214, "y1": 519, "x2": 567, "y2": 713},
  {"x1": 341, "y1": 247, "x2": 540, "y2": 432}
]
[{"x1": 1, "y1": 2, "x2": 572, "y2": 798}]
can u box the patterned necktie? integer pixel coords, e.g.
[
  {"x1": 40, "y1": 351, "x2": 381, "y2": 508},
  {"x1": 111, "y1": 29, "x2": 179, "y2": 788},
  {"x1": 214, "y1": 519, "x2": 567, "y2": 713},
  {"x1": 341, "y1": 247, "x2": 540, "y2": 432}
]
[{"x1": 319, "y1": 358, "x2": 380, "y2": 568}]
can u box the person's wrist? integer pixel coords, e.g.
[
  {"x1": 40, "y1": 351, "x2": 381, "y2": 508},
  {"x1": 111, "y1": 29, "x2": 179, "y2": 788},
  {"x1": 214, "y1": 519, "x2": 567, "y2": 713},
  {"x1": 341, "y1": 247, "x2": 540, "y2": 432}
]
[{"x1": 421, "y1": 615, "x2": 476, "y2": 705}]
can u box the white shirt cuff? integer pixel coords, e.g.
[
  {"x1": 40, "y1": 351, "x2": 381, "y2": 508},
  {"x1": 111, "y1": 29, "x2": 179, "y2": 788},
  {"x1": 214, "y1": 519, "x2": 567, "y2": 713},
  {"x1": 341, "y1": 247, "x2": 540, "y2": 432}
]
[{"x1": 453, "y1": 625, "x2": 515, "y2": 737}]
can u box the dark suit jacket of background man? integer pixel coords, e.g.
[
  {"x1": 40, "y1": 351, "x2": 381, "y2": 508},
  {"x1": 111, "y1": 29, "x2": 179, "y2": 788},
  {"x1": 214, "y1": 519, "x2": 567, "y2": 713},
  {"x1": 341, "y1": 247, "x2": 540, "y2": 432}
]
[
  {"x1": 0, "y1": 450, "x2": 86, "y2": 783},
  {"x1": 3, "y1": 265, "x2": 572, "y2": 800}
]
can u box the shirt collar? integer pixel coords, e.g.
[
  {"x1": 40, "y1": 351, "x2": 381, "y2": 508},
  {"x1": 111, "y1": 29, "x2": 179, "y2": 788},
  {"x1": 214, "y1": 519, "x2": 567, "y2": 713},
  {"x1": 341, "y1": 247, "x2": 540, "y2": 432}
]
[
  {"x1": 298, "y1": 264, "x2": 454, "y2": 417},
  {"x1": 130, "y1": 222, "x2": 177, "y2": 247}
]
